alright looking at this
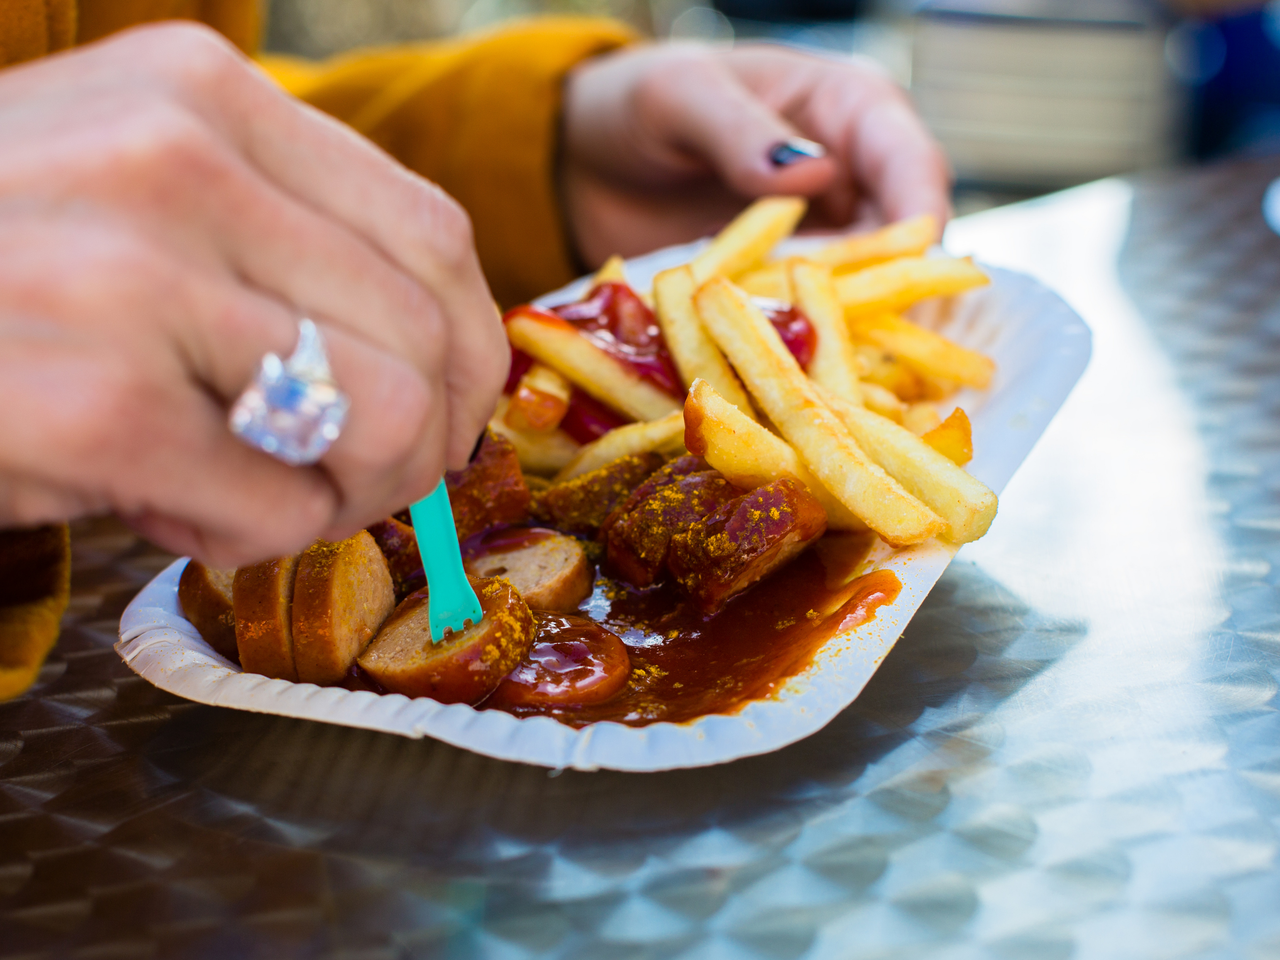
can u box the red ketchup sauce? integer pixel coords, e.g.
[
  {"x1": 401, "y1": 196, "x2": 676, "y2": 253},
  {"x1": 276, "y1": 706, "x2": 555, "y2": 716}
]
[
  {"x1": 502, "y1": 283, "x2": 817, "y2": 442},
  {"x1": 558, "y1": 389, "x2": 630, "y2": 444},
  {"x1": 760, "y1": 302, "x2": 817, "y2": 370},
  {"x1": 486, "y1": 614, "x2": 631, "y2": 708},
  {"x1": 488, "y1": 532, "x2": 900, "y2": 727},
  {"x1": 553, "y1": 282, "x2": 682, "y2": 396}
]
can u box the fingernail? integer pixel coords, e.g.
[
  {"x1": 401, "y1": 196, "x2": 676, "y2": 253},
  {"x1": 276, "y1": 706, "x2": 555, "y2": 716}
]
[
  {"x1": 469, "y1": 430, "x2": 487, "y2": 463},
  {"x1": 769, "y1": 137, "x2": 826, "y2": 167}
]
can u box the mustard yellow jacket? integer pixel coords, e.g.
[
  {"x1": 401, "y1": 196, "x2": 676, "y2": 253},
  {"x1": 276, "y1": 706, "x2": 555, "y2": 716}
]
[{"x1": 0, "y1": 0, "x2": 633, "y2": 699}]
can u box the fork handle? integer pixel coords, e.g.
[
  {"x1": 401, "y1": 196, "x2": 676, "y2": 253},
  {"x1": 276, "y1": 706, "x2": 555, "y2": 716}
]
[{"x1": 409, "y1": 483, "x2": 483, "y2": 643}]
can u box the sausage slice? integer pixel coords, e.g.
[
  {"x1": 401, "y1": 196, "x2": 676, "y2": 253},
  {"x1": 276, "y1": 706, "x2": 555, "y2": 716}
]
[
  {"x1": 292, "y1": 531, "x2": 396, "y2": 685},
  {"x1": 463, "y1": 527, "x2": 592, "y2": 612},
  {"x1": 179, "y1": 561, "x2": 238, "y2": 662},
  {"x1": 234, "y1": 555, "x2": 300, "y2": 682},
  {"x1": 358, "y1": 576, "x2": 536, "y2": 704}
]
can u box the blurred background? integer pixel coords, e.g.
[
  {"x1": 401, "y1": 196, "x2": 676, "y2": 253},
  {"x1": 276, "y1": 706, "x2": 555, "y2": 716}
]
[{"x1": 264, "y1": 0, "x2": 1280, "y2": 214}]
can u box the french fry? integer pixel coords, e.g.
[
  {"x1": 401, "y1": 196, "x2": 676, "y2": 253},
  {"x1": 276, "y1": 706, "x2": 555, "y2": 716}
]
[
  {"x1": 836, "y1": 256, "x2": 989, "y2": 317},
  {"x1": 593, "y1": 254, "x2": 628, "y2": 285},
  {"x1": 901, "y1": 402, "x2": 942, "y2": 436},
  {"x1": 693, "y1": 277, "x2": 945, "y2": 546},
  {"x1": 685, "y1": 380, "x2": 863, "y2": 530},
  {"x1": 489, "y1": 397, "x2": 581, "y2": 475},
  {"x1": 691, "y1": 197, "x2": 807, "y2": 283},
  {"x1": 849, "y1": 313, "x2": 995, "y2": 390},
  {"x1": 916, "y1": 373, "x2": 960, "y2": 401},
  {"x1": 506, "y1": 311, "x2": 681, "y2": 422},
  {"x1": 860, "y1": 381, "x2": 906, "y2": 422},
  {"x1": 505, "y1": 363, "x2": 571, "y2": 432},
  {"x1": 738, "y1": 215, "x2": 940, "y2": 296},
  {"x1": 789, "y1": 261, "x2": 861, "y2": 406},
  {"x1": 856, "y1": 343, "x2": 925, "y2": 401},
  {"x1": 818, "y1": 388, "x2": 996, "y2": 544},
  {"x1": 922, "y1": 408, "x2": 973, "y2": 465},
  {"x1": 737, "y1": 259, "x2": 795, "y2": 301},
  {"x1": 916, "y1": 377, "x2": 954, "y2": 401},
  {"x1": 555, "y1": 411, "x2": 685, "y2": 482},
  {"x1": 653, "y1": 265, "x2": 755, "y2": 415},
  {"x1": 811, "y1": 214, "x2": 939, "y2": 272}
]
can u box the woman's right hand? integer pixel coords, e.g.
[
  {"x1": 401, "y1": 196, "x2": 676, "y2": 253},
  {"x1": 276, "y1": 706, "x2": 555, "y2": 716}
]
[{"x1": 0, "y1": 22, "x2": 508, "y2": 568}]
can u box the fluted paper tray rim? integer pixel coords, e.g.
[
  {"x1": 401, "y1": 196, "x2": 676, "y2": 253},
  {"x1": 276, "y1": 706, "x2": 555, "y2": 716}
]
[{"x1": 117, "y1": 243, "x2": 1091, "y2": 771}]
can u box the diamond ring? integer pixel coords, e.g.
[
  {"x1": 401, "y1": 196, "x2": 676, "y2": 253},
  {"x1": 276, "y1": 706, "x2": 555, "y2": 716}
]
[{"x1": 228, "y1": 318, "x2": 350, "y2": 466}]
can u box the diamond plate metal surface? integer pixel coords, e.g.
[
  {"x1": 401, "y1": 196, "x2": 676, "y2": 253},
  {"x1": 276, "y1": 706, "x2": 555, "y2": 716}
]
[{"x1": 4, "y1": 160, "x2": 1280, "y2": 959}]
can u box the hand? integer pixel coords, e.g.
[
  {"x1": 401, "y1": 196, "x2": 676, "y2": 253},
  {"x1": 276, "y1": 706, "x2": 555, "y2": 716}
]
[
  {"x1": 560, "y1": 42, "x2": 952, "y2": 267},
  {"x1": 0, "y1": 23, "x2": 507, "y2": 567}
]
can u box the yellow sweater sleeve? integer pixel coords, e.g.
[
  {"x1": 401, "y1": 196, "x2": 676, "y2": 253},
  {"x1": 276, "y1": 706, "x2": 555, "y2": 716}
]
[
  {"x1": 0, "y1": 0, "x2": 76, "y2": 64},
  {"x1": 261, "y1": 17, "x2": 635, "y2": 307},
  {"x1": 0, "y1": 0, "x2": 259, "y2": 65},
  {"x1": 0, "y1": 526, "x2": 71, "y2": 700}
]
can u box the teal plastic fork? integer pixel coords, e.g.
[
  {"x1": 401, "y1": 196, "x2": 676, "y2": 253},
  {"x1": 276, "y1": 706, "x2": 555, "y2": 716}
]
[{"x1": 408, "y1": 482, "x2": 483, "y2": 643}]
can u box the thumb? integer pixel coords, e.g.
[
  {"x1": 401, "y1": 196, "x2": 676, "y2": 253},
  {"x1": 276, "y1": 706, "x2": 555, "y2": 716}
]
[{"x1": 643, "y1": 49, "x2": 837, "y2": 199}]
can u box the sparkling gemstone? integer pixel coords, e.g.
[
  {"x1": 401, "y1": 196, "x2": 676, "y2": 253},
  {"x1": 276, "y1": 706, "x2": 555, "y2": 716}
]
[{"x1": 228, "y1": 320, "x2": 350, "y2": 466}]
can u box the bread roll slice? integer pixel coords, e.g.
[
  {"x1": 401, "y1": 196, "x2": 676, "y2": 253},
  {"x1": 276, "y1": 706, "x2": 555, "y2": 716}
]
[
  {"x1": 234, "y1": 555, "x2": 300, "y2": 681},
  {"x1": 178, "y1": 561, "x2": 238, "y2": 662},
  {"x1": 463, "y1": 528, "x2": 592, "y2": 612},
  {"x1": 358, "y1": 576, "x2": 536, "y2": 704},
  {"x1": 292, "y1": 531, "x2": 395, "y2": 685}
]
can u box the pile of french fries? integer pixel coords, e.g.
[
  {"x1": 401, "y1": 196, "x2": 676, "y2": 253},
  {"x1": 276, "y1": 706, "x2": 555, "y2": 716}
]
[{"x1": 491, "y1": 197, "x2": 999, "y2": 547}]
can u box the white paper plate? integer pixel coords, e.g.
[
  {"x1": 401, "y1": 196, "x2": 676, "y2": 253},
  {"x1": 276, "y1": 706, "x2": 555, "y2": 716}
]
[{"x1": 116, "y1": 241, "x2": 1091, "y2": 771}]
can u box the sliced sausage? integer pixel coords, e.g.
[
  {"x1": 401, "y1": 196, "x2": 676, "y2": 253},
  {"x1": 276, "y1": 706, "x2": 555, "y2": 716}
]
[
  {"x1": 463, "y1": 527, "x2": 592, "y2": 612},
  {"x1": 358, "y1": 576, "x2": 536, "y2": 704},
  {"x1": 292, "y1": 531, "x2": 395, "y2": 686},
  {"x1": 604, "y1": 459, "x2": 744, "y2": 588},
  {"x1": 367, "y1": 517, "x2": 426, "y2": 601},
  {"x1": 531, "y1": 452, "x2": 663, "y2": 535},
  {"x1": 234, "y1": 555, "x2": 299, "y2": 682},
  {"x1": 669, "y1": 477, "x2": 828, "y2": 613},
  {"x1": 444, "y1": 430, "x2": 531, "y2": 540},
  {"x1": 178, "y1": 560, "x2": 238, "y2": 662}
]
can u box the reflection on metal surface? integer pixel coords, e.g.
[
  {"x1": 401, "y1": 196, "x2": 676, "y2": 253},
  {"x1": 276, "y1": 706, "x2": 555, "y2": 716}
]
[
  {"x1": 1263, "y1": 177, "x2": 1280, "y2": 237},
  {"x1": 4, "y1": 160, "x2": 1280, "y2": 957}
]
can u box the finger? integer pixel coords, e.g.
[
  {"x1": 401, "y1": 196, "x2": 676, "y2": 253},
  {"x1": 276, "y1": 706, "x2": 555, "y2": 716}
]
[
  {"x1": 0, "y1": 330, "x2": 337, "y2": 568},
  {"x1": 241, "y1": 117, "x2": 504, "y2": 470},
  {"x1": 0, "y1": 472, "x2": 109, "y2": 530},
  {"x1": 153, "y1": 269, "x2": 450, "y2": 533},
  {"x1": 726, "y1": 49, "x2": 951, "y2": 229},
  {"x1": 0, "y1": 215, "x2": 448, "y2": 546},
  {"x1": 113, "y1": 383, "x2": 339, "y2": 569},
  {"x1": 634, "y1": 47, "x2": 839, "y2": 200},
  {"x1": 161, "y1": 280, "x2": 448, "y2": 534},
  {"x1": 310, "y1": 322, "x2": 446, "y2": 536},
  {"x1": 63, "y1": 99, "x2": 453, "y2": 402},
  {"x1": 850, "y1": 97, "x2": 953, "y2": 227},
  {"x1": 137, "y1": 27, "x2": 508, "y2": 469}
]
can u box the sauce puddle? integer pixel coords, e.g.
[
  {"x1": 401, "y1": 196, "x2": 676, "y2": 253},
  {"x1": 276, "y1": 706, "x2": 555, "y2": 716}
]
[{"x1": 488, "y1": 532, "x2": 900, "y2": 727}]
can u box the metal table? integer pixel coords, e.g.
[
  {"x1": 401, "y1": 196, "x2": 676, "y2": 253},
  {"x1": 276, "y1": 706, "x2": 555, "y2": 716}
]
[{"x1": 3, "y1": 159, "x2": 1279, "y2": 959}]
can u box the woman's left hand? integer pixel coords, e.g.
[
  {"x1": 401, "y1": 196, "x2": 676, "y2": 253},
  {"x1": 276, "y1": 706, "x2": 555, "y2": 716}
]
[{"x1": 561, "y1": 41, "x2": 952, "y2": 268}]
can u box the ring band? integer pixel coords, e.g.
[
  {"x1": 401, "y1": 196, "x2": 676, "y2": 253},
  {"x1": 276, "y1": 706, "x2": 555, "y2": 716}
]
[{"x1": 228, "y1": 317, "x2": 350, "y2": 466}]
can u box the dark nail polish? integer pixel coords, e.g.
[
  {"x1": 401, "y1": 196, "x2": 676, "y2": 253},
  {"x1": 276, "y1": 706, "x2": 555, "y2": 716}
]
[{"x1": 769, "y1": 137, "x2": 826, "y2": 167}]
